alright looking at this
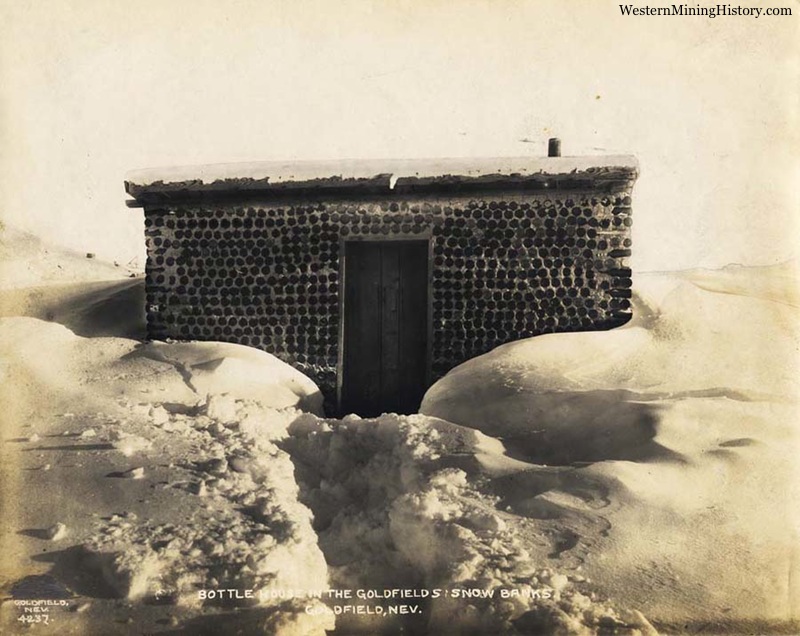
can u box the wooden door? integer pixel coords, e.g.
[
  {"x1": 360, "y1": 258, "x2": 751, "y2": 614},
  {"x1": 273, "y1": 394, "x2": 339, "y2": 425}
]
[{"x1": 341, "y1": 240, "x2": 429, "y2": 416}]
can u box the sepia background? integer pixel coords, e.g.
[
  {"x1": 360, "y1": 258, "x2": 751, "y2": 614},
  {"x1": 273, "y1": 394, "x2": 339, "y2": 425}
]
[
  {"x1": 1, "y1": 0, "x2": 798, "y2": 272},
  {"x1": 1, "y1": 1, "x2": 799, "y2": 634}
]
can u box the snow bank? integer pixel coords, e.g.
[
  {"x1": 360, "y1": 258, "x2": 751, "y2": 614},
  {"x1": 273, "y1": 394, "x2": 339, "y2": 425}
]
[
  {"x1": 287, "y1": 413, "x2": 655, "y2": 635},
  {"x1": 5, "y1": 262, "x2": 798, "y2": 633},
  {"x1": 421, "y1": 266, "x2": 800, "y2": 624},
  {"x1": 0, "y1": 225, "x2": 133, "y2": 289},
  {"x1": 141, "y1": 341, "x2": 324, "y2": 414},
  {"x1": 82, "y1": 398, "x2": 333, "y2": 634},
  {"x1": 1, "y1": 316, "x2": 333, "y2": 634},
  {"x1": 421, "y1": 269, "x2": 799, "y2": 464},
  {"x1": 0, "y1": 317, "x2": 322, "y2": 415}
]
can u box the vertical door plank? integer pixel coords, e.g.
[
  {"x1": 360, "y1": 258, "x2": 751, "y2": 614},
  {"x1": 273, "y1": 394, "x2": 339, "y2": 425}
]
[
  {"x1": 342, "y1": 242, "x2": 383, "y2": 414},
  {"x1": 398, "y1": 242, "x2": 429, "y2": 410},
  {"x1": 380, "y1": 243, "x2": 401, "y2": 408}
]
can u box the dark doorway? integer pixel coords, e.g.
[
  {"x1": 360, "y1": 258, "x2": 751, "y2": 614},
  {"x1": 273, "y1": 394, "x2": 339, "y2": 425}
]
[{"x1": 340, "y1": 240, "x2": 429, "y2": 416}]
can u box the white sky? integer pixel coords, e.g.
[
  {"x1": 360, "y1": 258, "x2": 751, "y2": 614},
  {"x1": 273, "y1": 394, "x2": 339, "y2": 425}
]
[{"x1": 1, "y1": 0, "x2": 798, "y2": 271}]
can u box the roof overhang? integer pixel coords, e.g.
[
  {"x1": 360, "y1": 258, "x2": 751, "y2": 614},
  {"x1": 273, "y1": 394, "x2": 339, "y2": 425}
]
[{"x1": 124, "y1": 155, "x2": 639, "y2": 208}]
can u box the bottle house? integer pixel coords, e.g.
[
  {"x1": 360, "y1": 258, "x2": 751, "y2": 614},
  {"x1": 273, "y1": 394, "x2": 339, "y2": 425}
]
[{"x1": 125, "y1": 153, "x2": 638, "y2": 416}]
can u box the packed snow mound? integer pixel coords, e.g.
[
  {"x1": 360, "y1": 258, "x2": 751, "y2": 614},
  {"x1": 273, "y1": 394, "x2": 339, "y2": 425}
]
[
  {"x1": 286, "y1": 413, "x2": 656, "y2": 635},
  {"x1": 420, "y1": 266, "x2": 800, "y2": 625},
  {"x1": 141, "y1": 341, "x2": 324, "y2": 414},
  {"x1": 83, "y1": 399, "x2": 332, "y2": 633},
  {"x1": 421, "y1": 267, "x2": 799, "y2": 463},
  {"x1": 0, "y1": 316, "x2": 333, "y2": 634},
  {"x1": 0, "y1": 318, "x2": 323, "y2": 415}
]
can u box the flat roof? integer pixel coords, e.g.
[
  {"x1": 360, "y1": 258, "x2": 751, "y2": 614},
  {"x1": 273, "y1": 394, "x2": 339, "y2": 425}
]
[{"x1": 125, "y1": 155, "x2": 639, "y2": 206}]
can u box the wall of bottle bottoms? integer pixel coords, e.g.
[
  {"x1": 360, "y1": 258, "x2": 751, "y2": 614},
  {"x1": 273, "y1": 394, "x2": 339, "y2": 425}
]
[{"x1": 143, "y1": 193, "x2": 633, "y2": 408}]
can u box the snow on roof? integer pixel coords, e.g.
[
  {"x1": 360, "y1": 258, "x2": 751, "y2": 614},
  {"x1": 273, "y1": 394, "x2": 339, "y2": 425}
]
[
  {"x1": 125, "y1": 155, "x2": 639, "y2": 187},
  {"x1": 124, "y1": 155, "x2": 639, "y2": 205}
]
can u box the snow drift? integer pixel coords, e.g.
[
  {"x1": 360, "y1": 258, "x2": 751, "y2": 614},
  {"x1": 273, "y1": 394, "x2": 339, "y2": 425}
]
[
  {"x1": 0, "y1": 315, "x2": 657, "y2": 634},
  {"x1": 422, "y1": 265, "x2": 800, "y2": 627},
  {"x1": 2, "y1": 246, "x2": 798, "y2": 634}
]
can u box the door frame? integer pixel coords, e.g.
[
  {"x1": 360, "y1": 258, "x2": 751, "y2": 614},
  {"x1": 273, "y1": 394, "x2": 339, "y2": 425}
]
[{"x1": 336, "y1": 231, "x2": 434, "y2": 413}]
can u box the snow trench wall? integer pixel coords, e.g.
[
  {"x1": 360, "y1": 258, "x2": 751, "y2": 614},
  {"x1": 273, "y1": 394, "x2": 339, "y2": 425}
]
[{"x1": 129, "y1": 160, "x2": 637, "y2": 413}]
